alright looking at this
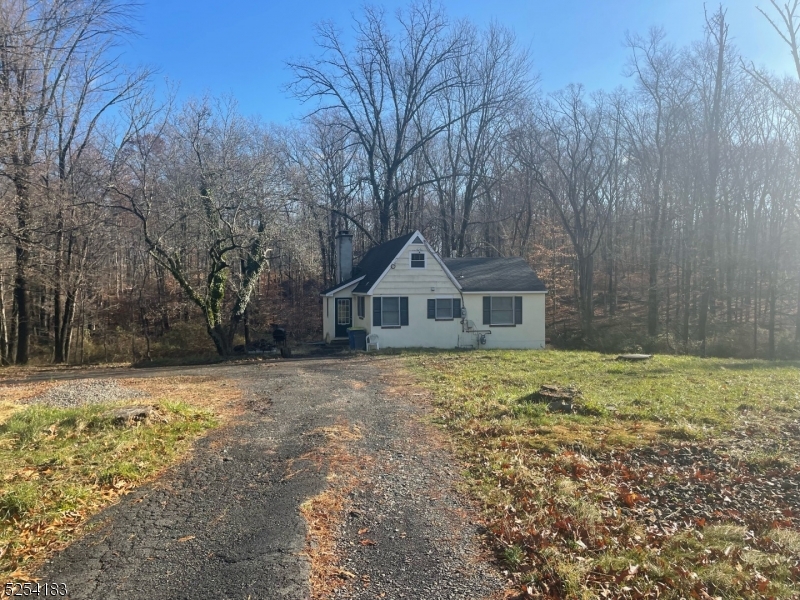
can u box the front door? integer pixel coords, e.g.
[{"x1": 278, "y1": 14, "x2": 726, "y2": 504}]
[{"x1": 335, "y1": 298, "x2": 352, "y2": 338}]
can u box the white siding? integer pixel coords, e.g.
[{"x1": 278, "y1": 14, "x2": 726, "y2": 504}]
[
  {"x1": 353, "y1": 295, "x2": 371, "y2": 329},
  {"x1": 323, "y1": 237, "x2": 547, "y2": 349},
  {"x1": 461, "y1": 293, "x2": 546, "y2": 349},
  {"x1": 322, "y1": 282, "x2": 358, "y2": 342},
  {"x1": 367, "y1": 294, "x2": 463, "y2": 348},
  {"x1": 371, "y1": 244, "x2": 458, "y2": 295},
  {"x1": 367, "y1": 244, "x2": 462, "y2": 348}
]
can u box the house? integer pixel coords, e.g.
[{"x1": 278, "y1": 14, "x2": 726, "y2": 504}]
[{"x1": 320, "y1": 230, "x2": 547, "y2": 349}]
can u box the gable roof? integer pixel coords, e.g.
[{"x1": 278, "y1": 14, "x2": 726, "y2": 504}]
[
  {"x1": 443, "y1": 257, "x2": 547, "y2": 292},
  {"x1": 352, "y1": 232, "x2": 416, "y2": 293},
  {"x1": 320, "y1": 232, "x2": 416, "y2": 296},
  {"x1": 321, "y1": 233, "x2": 547, "y2": 296},
  {"x1": 319, "y1": 276, "x2": 364, "y2": 296}
]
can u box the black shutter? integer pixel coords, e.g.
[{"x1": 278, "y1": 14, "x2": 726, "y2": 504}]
[
  {"x1": 515, "y1": 296, "x2": 523, "y2": 324},
  {"x1": 373, "y1": 297, "x2": 382, "y2": 326},
  {"x1": 453, "y1": 298, "x2": 461, "y2": 320},
  {"x1": 400, "y1": 297, "x2": 409, "y2": 326},
  {"x1": 427, "y1": 299, "x2": 435, "y2": 319},
  {"x1": 483, "y1": 296, "x2": 491, "y2": 325}
]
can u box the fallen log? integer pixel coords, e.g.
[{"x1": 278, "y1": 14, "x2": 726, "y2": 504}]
[{"x1": 616, "y1": 354, "x2": 653, "y2": 361}]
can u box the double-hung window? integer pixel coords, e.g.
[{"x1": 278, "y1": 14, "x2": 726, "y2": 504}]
[
  {"x1": 373, "y1": 296, "x2": 409, "y2": 327},
  {"x1": 483, "y1": 296, "x2": 523, "y2": 326},
  {"x1": 410, "y1": 252, "x2": 426, "y2": 268},
  {"x1": 427, "y1": 298, "x2": 461, "y2": 321}
]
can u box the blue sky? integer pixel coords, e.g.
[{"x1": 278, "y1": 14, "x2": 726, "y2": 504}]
[{"x1": 124, "y1": 0, "x2": 796, "y2": 123}]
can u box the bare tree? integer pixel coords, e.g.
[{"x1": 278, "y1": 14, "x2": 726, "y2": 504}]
[
  {"x1": 624, "y1": 28, "x2": 691, "y2": 338},
  {"x1": 0, "y1": 0, "x2": 136, "y2": 363},
  {"x1": 515, "y1": 87, "x2": 620, "y2": 336},
  {"x1": 110, "y1": 97, "x2": 285, "y2": 356},
  {"x1": 289, "y1": 1, "x2": 472, "y2": 242},
  {"x1": 423, "y1": 23, "x2": 533, "y2": 256}
]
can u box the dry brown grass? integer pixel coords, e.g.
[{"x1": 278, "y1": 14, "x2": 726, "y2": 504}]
[
  {"x1": 122, "y1": 376, "x2": 243, "y2": 418},
  {"x1": 0, "y1": 374, "x2": 242, "y2": 580},
  {"x1": 0, "y1": 382, "x2": 60, "y2": 426},
  {"x1": 299, "y1": 420, "x2": 368, "y2": 600}
]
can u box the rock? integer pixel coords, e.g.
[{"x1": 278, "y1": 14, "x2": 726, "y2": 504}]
[
  {"x1": 527, "y1": 384, "x2": 581, "y2": 403},
  {"x1": 106, "y1": 406, "x2": 159, "y2": 426},
  {"x1": 547, "y1": 399, "x2": 574, "y2": 414}
]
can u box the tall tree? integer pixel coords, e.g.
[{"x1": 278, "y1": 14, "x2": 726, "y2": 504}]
[
  {"x1": 289, "y1": 1, "x2": 471, "y2": 242},
  {"x1": 110, "y1": 98, "x2": 285, "y2": 356},
  {"x1": 515, "y1": 87, "x2": 619, "y2": 336},
  {"x1": 0, "y1": 0, "x2": 136, "y2": 363}
]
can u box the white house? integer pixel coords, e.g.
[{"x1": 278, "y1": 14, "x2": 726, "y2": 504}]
[{"x1": 320, "y1": 230, "x2": 547, "y2": 349}]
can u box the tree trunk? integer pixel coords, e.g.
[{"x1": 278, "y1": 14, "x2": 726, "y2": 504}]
[
  {"x1": 0, "y1": 272, "x2": 8, "y2": 365},
  {"x1": 13, "y1": 176, "x2": 31, "y2": 365},
  {"x1": 53, "y1": 212, "x2": 66, "y2": 363},
  {"x1": 768, "y1": 274, "x2": 777, "y2": 360},
  {"x1": 647, "y1": 209, "x2": 660, "y2": 337},
  {"x1": 578, "y1": 253, "x2": 594, "y2": 337},
  {"x1": 14, "y1": 242, "x2": 30, "y2": 365}
]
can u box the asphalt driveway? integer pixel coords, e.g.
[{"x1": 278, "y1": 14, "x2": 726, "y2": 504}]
[{"x1": 34, "y1": 356, "x2": 503, "y2": 599}]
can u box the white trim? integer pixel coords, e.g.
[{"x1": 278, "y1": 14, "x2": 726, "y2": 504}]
[
  {"x1": 320, "y1": 276, "x2": 364, "y2": 296},
  {"x1": 460, "y1": 290, "x2": 547, "y2": 294},
  {"x1": 489, "y1": 296, "x2": 514, "y2": 326},
  {"x1": 409, "y1": 250, "x2": 426, "y2": 269},
  {"x1": 434, "y1": 296, "x2": 457, "y2": 320},
  {"x1": 364, "y1": 230, "x2": 463, "y2": 295}
]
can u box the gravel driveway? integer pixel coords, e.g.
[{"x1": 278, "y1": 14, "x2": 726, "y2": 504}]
[{"x1": 33, "y1": 356, "x2": 503, "y2": 599}]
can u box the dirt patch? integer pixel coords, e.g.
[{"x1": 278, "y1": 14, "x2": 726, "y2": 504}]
[
  {"x1": 300, "y1": 421, "x2": 369, "y2": 599},
  {"x1": 328, "y1": 360, "x2": 505, "y2": 600}
]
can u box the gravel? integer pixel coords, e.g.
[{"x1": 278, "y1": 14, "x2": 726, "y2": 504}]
[
  {"x1": 35, "y1": 358, "x2": 504, "y2": 599},
  {"x1": 25, "y1": 379, "x2": 148, "y2": 408},
  {"x1": 330, "y1": 368, "x2": 505, "y2": 600}
]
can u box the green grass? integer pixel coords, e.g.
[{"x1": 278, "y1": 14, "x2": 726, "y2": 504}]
[
  {"x1": 408, "y1": 349, "x2": 800, "y2": 599},
  {"x1": 0, "y1": 399, "x2": 216, "y2": 578}
]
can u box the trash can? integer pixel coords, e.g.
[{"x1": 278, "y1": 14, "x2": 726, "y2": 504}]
[{"x1": 347, "y1": 327, "x2": 367, "y2": 351}]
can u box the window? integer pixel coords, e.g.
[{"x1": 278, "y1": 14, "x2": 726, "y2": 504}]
[
  {"x1": 483, "y1": 296, "x2": 523, "y2": 326},
  {"x1": 382, "y1": 297, "x2": 400, "y2": 325},
  {"x1": 336, "y1": 298, "x2": 351, "y2": 325},
  {"x1": 373, "y1": 297, "x2": 409, "y2": 327},
  {"x1": 427, "y1": 298, "x2": 461, "y2": 320},
  {"x1": 357, "y1": 296, "x2": 365, "y2": 319},
  {"x1": 410, "y1": 252, "x2": 426, "y2": 268}
]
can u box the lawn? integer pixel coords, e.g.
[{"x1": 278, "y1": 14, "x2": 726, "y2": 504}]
[
  {"x1": 0, "y1": 377, "x2": 238, "y2": 580},
  {"x1": 409, "y1": 350, "x2": 800, "y2": 599}
]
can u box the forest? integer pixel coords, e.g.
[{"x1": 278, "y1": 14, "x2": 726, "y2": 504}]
[{"x1": 1, "y1": 0, "x2": 799, "y2": 365}]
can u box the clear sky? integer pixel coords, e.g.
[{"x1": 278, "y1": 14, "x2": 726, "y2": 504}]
[{"x1": 123, "y1": 0, "x2": 796, "y2": 124}]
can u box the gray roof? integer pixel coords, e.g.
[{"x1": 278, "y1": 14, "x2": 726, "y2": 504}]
[
  {"x1": 443, "y1": 257, "x2": 546, "y2": 292},
  {"x1": 320, "y1": 232, "x2": 416, "y2": 295},
  {"x1": 322, "y1": 234, "x2": 546, "y2": 295}
]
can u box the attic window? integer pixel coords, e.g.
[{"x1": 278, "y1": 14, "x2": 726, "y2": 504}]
[
  {"x1": 410, "y1": 252, "x2": 426, "y2": 268},
  {"x1": 412, "y1": 235, "x2": 423, "y2": 244}
]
